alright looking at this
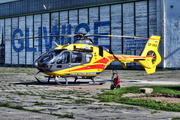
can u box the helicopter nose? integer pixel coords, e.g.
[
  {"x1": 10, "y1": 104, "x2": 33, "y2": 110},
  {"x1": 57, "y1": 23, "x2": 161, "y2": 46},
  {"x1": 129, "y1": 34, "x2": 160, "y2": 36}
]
[{"x1": 34, "y1": 61, "x2": 38, "y2": 68}]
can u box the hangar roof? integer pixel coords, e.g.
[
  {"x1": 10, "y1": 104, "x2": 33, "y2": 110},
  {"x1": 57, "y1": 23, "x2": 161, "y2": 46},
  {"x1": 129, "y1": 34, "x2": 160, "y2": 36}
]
[
  {"x1": 0, "y1": 0, "x2": 19, "y2": 4},
  {"x1": 0, "y1": 0, "x2": 144, "y2": 19}
]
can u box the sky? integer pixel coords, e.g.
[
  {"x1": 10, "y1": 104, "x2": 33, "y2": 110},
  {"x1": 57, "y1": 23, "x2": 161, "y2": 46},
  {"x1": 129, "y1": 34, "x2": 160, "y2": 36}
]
[{"x1": 0, "y1": 0, "x2": 19, "y2": 4}]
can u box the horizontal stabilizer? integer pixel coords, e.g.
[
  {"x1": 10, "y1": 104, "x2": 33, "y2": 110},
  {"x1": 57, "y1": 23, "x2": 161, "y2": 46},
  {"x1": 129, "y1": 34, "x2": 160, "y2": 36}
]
[
  {"x1": 145, "y1": 67, "x2": 156, "y2": 74},
  {"x1": 138, "y1": 58, "x2": 153, "y2": 69}
]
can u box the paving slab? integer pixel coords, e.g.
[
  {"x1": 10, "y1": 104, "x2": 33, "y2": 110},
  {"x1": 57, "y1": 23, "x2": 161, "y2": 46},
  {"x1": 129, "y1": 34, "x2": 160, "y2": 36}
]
[{"x1": 0, "y1": 68, "x2": 180, "y2": 119}]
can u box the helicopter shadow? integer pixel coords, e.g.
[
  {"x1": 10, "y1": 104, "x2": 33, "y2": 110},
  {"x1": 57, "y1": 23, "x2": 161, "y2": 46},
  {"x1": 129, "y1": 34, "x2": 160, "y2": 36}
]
[
  {"x1": 14, "y1": 79, "x2": 141, "y2": 86},
  {"x1": 14, "y1": 80, "x2": 103, "y2": 86},
  {"x1": 104, "y1": 79, "x2": 141, "y2": 83},
  {"x1": 14, "y1": 81, "x2": 57, "y2": 86}
]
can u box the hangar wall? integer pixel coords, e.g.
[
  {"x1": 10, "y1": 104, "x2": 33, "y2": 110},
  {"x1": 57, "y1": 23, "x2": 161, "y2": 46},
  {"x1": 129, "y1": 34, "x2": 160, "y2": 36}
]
[
  {"x1": 164, "y1": 0, "x2": 180, "y2": 68},
  {"x1": 0, "y1": 0, "x2": 160, "y2": 68}
]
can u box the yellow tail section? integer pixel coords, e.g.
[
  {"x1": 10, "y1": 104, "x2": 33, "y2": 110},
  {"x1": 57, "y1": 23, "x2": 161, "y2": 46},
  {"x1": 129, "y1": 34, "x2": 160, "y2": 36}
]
[
  {"x1": 138, "y1": 35, "x2": 161, "y2": 74},
  {"x1": 112, "y1": 35, "x2": 161, "y2": 74}
]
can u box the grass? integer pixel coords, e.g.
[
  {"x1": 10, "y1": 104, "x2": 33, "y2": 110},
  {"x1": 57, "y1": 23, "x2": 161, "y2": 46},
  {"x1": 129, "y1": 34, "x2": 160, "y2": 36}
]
[
  {"x1": 111, "y1": 105, "x2": 136, "y2": 109},
  {"x1": 60, "y1": 113, "x2": 74, "y2": 119},
  {"x1": 172, "y1": 117, "x2": 180, "y2": 120},
  {"x1": 50, "y1": 112, "x2": 74, "y2": 119},
  {"x1": 41, "y1": 95, "x2": 46, "y2": 99},
  {"x1": 103, "y1": 103, "x2": 111, "y2": 106},
  {"x1": 151, "y1": 110, "x2": 159, "y2": 114},
  {"x1": 17, "y1": 92, "x2": 26, "y2": 95},
  {"x1": 116, "y1": 117, "x2": 125, "y2": 119},
  {"x1": 156, "y1": 68, "x2": 167, "y2": 71},
  {"x1": 98, "y1": 85, "x2": 180, "y2": 112},
  {"x1": 61, "y1": 96, "x2": 73, "y2": 99},
  {"x1": 87, "y1": 107, "x2": 103, "y2": 109},
  {"x1": 33, "y1": 101, "x2": 48, "y2": 106},
  {"x1": 74, "y1": 99, "x2": 95, "y2": 104},
  {"x1": 0, "y1": 102, "x2": 74, "y2": 118},
  {"x1": 0, "y1": 103, "x2": 41, "y2": 113}
]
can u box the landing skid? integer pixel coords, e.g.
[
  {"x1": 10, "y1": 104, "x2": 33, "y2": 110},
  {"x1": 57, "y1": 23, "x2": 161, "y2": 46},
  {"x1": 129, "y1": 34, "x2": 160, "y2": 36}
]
[
  {"x1": 34, "y1": 71, "x2": 104, "y2": 86},
  {"x1": 54, "y1": 76, "x2": 67, "y2": 85},
  {"x1": 74, "y1": 76, "x2": 95, "y2": 84},
  {"x1": 34, "y1": 71, "x2": 51, "y2": 83}
]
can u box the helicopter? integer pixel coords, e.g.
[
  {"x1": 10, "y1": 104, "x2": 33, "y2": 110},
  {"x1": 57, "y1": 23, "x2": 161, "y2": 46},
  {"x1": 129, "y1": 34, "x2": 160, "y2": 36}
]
[{"x1": 4, "y1": 33, "x2": 161, "y2": 85}]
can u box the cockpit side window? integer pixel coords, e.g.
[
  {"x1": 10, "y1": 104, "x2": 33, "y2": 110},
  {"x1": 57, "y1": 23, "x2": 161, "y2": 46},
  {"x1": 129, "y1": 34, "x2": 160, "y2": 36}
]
[
  {"x1": 86, "y1": 53, "x2": 92, "y2": 63},
  {"x1": 57, "y1": 52, "x2": 70, "y2": 64},
  {"x1": 71, "y1": 52, "x2": 82, "y2": 63}
]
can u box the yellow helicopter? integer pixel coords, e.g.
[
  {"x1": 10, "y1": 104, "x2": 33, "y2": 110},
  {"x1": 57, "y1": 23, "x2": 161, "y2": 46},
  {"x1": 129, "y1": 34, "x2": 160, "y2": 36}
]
[{"x1": 4, "y1": 33, "x2": 161, "y2": 86}]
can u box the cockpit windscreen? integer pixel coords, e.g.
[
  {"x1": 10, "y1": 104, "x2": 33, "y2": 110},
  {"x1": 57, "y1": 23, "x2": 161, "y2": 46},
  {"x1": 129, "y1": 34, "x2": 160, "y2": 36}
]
[{"x1": 39, "y1": 49, "x2": 63, "y2": 64}]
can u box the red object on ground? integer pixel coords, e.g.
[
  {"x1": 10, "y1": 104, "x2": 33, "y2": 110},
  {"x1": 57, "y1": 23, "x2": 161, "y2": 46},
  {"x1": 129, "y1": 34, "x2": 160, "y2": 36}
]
[{"x1": 114, "y1": 77, "x2": 120, "y2": 85}]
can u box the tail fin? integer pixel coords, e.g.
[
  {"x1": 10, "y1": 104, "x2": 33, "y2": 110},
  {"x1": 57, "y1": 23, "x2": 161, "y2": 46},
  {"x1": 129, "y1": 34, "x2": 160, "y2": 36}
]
[{"x1": 138, "y1": 35, "x2": 161, "y2": 74}]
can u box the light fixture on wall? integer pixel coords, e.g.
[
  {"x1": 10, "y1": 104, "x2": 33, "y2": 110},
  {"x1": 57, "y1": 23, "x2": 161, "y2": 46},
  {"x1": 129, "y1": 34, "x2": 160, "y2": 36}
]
[
  {"x1": 43, "y1": 4, "x2": 51, "y2": 10},
  {"x1": 43, "y1": 5, "x2": 46, "y2": 10}
]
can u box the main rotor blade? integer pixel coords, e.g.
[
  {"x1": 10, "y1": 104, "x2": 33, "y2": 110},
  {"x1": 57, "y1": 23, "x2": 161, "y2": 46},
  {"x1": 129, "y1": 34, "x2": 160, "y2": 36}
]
[
  {"x1": 85, "y1": 34, "x2": 157, "y2": 40},
  {"x1": 3, "y1": 35, "x2": 69, "y2": 42},
  {"x1": 3, "y1": 34, "x2": 159, "y2": 42}
]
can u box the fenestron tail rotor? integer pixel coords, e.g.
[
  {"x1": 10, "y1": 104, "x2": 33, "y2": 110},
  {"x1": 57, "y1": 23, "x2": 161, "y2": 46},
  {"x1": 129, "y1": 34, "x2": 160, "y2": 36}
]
[{"x1": 147, "y1": 51, "x2": 157, "y2": 64}]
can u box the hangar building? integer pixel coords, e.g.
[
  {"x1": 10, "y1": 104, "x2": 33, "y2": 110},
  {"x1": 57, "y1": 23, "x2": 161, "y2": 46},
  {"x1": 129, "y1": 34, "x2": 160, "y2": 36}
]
[{"x1": 0, "y1": 0, "x2": 179, "y2": 69}]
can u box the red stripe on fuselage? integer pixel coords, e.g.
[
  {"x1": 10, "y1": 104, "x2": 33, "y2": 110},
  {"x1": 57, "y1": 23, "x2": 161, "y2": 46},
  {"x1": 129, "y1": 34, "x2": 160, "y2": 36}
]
[
  {"x1": 108, "y1": 56, "x2": 121, "y2": 59},
  {"x1": 115, "y1": 56, "x2": 121, "y2": 59},
  {"x1": 147, "y1": 55, "x2": 153, "y2": 58},
  {"x1": 94, "y1": 58, "x2": 109, "y2": 64},
  {"x1": 70, "y1": 64, "x2": 106, "y2": 72},
  {"x1": 108, "y1": 55, "x2": 146, "y2": 60},
  {"x1": 121, "y1": 56, "x2": 146, "y2": 59},
  {"x1": 122, "y1": 56, "x2": 128, "y2": 59},
  {"x1": 129, "y1": 56, "x2": 146, "y2": 58},
  {"x1": 108, "y1": 56, "x2": 114, "y2": 60}
]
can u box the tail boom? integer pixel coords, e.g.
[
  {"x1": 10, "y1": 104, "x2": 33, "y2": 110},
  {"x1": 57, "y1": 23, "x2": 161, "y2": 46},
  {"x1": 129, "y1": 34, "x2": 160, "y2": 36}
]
[{"x1": 111, "y1": 35, "x2": 161, "y2": 74}]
